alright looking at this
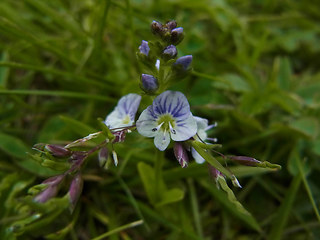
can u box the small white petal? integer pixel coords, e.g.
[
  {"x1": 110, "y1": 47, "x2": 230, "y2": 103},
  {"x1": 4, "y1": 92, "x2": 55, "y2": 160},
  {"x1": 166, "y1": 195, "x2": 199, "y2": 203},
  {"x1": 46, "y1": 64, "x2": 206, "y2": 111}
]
[
  {"x1": 136, "y1": 106, "x2": 158, "y2": 137},
  {"x1": 155, "y1": 59, "x2": 160, "y2": 70},
  {"x1": 154, "y1": 131, "x2": 170, "y2": 151},
  {"x1": 191, "y1": 148, "x2": 205, "y2": 164},
  {"x1": 171, "y1": 114, "x2": 197, "y2": 141}
]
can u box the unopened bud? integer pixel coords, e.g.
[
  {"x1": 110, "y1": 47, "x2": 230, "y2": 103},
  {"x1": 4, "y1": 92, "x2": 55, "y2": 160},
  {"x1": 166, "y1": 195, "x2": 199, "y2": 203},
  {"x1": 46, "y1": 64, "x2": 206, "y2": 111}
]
[
  {"x1": 141, "y1": 74, "x2": 159, "y2": 94},
  {"x1": 228, "y1": 156, "x2": 261, "y2": 166},
  {"x1": 165, "y1": 20, "x2": 177, "y2": 31},
  {"x1": 231, "y1": 175, "x2": 242, "y2": 188},
  {"x1": 208, "y1": 165, "x2": 223, "y2": 180},
  {"x1": 174, "y1": 55, "x2": 192, "y2": 70},
  {"x1": 151, "y1": 21, "x2": 163, "y2": 36},
  {"x1": 138, "y1": 40, "x2": 150, "y2": 56},
  {"x1": 170, "y1": 27, "x2": 184, "y2": 45},
  {"x1": 68, "y1": 174, "x2": 83, "y2": 211},
  {"x1": 98, "y1": 147, "x2": 109, "y2": 167},
  {"x1": 45, "y1": 144, "x2": 71, "y2": 158},
  {"x1": 174, "y1": 142, "x2": 189, "y2": 168},
  {"x1": 162, "y1": 45, "x2": 177, "y2": 60},
  {"x1": 34, "y1": 175, "x2": 64, "y2": 203},
  {"x1": 112, "y1": 150, "x2": 118, "y2": 166}
]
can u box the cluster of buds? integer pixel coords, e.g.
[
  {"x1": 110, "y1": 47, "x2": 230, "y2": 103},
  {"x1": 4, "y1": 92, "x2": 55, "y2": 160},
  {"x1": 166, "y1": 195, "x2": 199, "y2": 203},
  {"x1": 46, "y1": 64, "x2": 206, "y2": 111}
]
[{"x1": 137, "y1": 20, "x2": 193, "y2": 95}]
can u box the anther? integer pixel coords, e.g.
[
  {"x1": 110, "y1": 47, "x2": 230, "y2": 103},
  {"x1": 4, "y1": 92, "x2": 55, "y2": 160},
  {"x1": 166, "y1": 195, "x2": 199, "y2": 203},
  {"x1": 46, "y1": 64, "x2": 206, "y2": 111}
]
[
  {"x1": 169, "y1": 122, "x2": 176, "y2": 134},
  {"x1": 152, "y1": 122, "x2": 164, "y2": 132}
]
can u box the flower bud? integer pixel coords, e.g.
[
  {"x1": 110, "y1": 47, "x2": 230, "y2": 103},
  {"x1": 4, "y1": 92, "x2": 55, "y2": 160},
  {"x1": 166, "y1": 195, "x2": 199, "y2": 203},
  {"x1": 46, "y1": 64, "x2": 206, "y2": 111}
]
[
  {"x1": 34, "y1": 175, "x2": 64, "y2": 203},
  {"x1": 162, "y1": 45, "x2": 177, "y2": 60},
  {"x1": 208, "y1": 165, "x2": 223, "y2": 180},
  {"x1": 174, "y1": 55, "x2": 192, "y2": 70},
  {"x1": 151, "y1": 21, "x2": 163, "y2": 36},
  {"x1": 165, "y1": 20, "x2": 177, "y2": 31},
  {"x1": 170, "y1": 27, "x2": 184, "y2": 45},
  {"x1": 174, "y1": 142, "x2": 189, "y2": 168},
  {"x1": 231, "y1": 175, "x2": 242, "y2": 188},
  {"x1": 112, "y1": 150, "x2": 118, "y2": 166},
  {"x1": 138, "y1": 40, "x2": 150, "y2": 56},
  {"x1": 228, "y1": 155, "x2": 261, "y2": 166},
  {"x1": 45, "y1": 144, "x2": 72, "y2": 158},
  {"x1": 98, "y1": 147, "x2": 109, "y2": 167},
  {"x1": 112, "y1": 130, "x2": 127, "y2": 143},
  {"x1": 141, "y1": 74, "x2": 159, "y2": 94},
  {"x1": 68, "y1": 173, "x2": 83, "y2": 211}
]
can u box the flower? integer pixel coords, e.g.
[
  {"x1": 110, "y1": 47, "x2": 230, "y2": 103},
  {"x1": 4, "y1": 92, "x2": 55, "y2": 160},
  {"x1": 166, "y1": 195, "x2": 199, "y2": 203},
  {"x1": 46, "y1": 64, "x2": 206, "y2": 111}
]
[
  {"x1": 174, "y1": 55, "x2": 192, "y2": 70},
  {"x1": 139, "y1": 40, "x2": 150, "y2": 56},
  {"x1": 136, "y1": 90, "x2": 197, "y2": 151},
  {"x1": 162, "y1": 45, "x2": 177, "y2": 59},
  {"x1": 191, "y1": 116, "x2": 217, "y2": 164},
  {"x1": 105, "y1": 94, "x2": 141, "y2": 130},
  {"x1": 141, "y1": 74, "x2": 159, "y2": 93}
]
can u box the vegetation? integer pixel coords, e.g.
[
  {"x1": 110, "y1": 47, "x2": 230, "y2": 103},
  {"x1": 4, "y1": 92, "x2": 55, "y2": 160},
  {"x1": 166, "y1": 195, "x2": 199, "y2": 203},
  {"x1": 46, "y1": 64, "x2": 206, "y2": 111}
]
[{"x1": 1, "y1": 0, "x2": 320, "y2": 239}]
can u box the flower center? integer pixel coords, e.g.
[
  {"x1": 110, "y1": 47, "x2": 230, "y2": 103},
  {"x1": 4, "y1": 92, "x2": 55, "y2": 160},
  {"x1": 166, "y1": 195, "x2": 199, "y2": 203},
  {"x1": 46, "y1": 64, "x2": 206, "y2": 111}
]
[
  {"x1": 152, "y1": 114, "x2": 176, "y2": 134},
  {"x1": 122, "y1": 115, "x2": 131, "y2": 124}
]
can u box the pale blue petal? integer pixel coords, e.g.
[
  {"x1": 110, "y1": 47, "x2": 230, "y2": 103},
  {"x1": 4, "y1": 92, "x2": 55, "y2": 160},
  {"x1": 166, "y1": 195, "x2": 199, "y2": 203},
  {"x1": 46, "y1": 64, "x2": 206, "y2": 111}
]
[
  {"x1": 117, "y1": 94, "x2": 141, "y2": 120},
  {"x1": 171, "y1": 114, "x2": 197, "y2": 141},
  {"x1": 194, "y1": 116, "x2": 208, "y2": 141},
  {"x1": 136, "y1": 106, "x2": 158, "y2": 137},
  {"x1": 154, "y1": 131, "x2": 170, "y2": 151},
  {"x1": 191, "y1": 147, "x2": 205, "y2": 164},
  {"x1": 153, "y1": 91, "x2": 190, "y2": 120}
]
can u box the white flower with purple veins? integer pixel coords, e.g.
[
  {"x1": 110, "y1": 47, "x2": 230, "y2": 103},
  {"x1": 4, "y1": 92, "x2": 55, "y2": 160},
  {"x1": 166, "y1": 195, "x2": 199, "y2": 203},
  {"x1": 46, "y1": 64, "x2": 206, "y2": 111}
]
[
  {"x1": 105, "y1": 94, "x2": 141, "y2": 130},
  {"x1": 192, "y1": 116, "x2": 217, "y2": 164},
  {"x1": 136, "y1": 91, "x2": 197, "y2": 151}
]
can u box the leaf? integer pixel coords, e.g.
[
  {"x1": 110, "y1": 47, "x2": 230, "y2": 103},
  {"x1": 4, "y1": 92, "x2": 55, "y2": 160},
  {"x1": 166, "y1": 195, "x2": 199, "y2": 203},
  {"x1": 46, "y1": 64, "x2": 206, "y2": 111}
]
[
  {"x1": 200, "y1": 180, "x2": 261, "y2": 232},
  {"x1": 289, "y1": 117, "x2": 319, "y2": 139},
  {"x1": 212, "y1": 73, "x2": 250, "y2": 93},
  {"x1": 0, "y1": 132, "x2": 60, "y2": 176},
  {"x1": 60, "y1": 115, "x2": 97, "y2": 136},
  {"x1": 268, "y1": 174, "x2": 302, "y2": 240},
  {"x1": 155, "y1": 188, "x2": 184, "y2": 207}
]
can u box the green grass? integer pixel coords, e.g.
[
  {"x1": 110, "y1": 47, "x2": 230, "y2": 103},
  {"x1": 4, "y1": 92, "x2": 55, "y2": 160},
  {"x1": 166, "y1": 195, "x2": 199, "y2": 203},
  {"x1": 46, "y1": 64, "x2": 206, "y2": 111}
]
[{"x1": 1, "y1": 0, "x2": 320, "y2": 239}]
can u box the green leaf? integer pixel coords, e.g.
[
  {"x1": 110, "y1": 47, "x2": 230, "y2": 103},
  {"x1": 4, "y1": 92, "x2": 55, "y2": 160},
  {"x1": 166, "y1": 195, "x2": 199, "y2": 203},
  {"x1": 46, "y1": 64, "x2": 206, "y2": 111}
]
[
  {"x1": 268, "y1": 174, "x2": 302, "y2": 240},
  {"x1": 155, "y1": 188, "x2": 184, "y2": 207},
  {"x1": 60, "y1": 115, "x2": 97, "y2": 137},
  {"x1": 212, "y1": 73, "x2": 250, "y2": 93},
  {"x1": 289, "y1": 117, "x2": 319, "y2": 139},
  {"x1": 0, "y1": 132, "x2": 60, "y2": 176},
  {"x1": 200, "y1": 180, "x2": 261, "y2": 232}
]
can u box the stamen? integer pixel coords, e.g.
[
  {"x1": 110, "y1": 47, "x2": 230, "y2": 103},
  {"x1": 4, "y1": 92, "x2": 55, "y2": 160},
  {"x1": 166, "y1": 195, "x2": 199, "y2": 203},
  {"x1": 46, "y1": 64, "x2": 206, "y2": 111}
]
[
  {"x1": 152, "y1": 122, "x2": 164, "y2": 132},
  {"x1": 205, "y1": 122, "x2": 217, "y2": 131},
  {"x1": 207, "y1": 137, "x2": 218, "y2": 142},
  {"x1": 169, "y1": 122, "x2": 176, "y2": 134}
]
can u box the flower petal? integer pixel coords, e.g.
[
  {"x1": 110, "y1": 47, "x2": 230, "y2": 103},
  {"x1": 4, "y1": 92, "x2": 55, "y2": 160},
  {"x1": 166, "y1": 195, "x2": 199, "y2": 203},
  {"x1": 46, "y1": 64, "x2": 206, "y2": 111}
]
[
  {"x1": 105, "y1": 93, "x2": 141, "y2": 129},
  {"x1": 117, "y1": 94, "x2": 141, "y2": 120},
  {"x1": 136, "y1": 106, "x2": 158, "y2": 137},
  {"x1": 153, "y1": 91, "x2": 190, "y2": 120},
  {"x1": 194, "y1": 116, "x2": 208, "y2": 141},
  {"x1": 171, "y1": 114, "x2": 197, "y2": 141},
  {"x1": 191, "y1": 147, "x2": 205, "y2": 164},
  {"x1": 154, "y1": 131, "x2": 170, "y2": 151}
]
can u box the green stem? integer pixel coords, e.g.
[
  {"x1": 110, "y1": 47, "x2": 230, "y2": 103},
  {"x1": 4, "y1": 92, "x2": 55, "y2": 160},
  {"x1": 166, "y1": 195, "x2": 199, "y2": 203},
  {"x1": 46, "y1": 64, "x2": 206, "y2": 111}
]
[
  {"x1": 154, "y1": 150, "x2": 163, "y2": 202},
  {"x1": 188, "y1": 140, "x2": 232, "y2": 179}
]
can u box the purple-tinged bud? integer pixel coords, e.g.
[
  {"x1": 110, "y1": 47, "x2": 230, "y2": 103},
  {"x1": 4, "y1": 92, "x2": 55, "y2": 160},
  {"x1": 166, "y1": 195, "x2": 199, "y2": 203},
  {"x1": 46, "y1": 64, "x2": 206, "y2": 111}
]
[
  {"x1": 45, "y1": 144, "x2": 72, "y2": 158},
  {"x1": 165, "y1": 20, "x2": 177, "y2": 31},
  {"x1": 228, "y1": 156, "x2": 261, "y2": 166},
  {"x1": 138, "y1": 40, "x2": 150, "y2": 56},
  {"x1": 208, "y1": 165, "x2": 223, "y2": 181},
  {"x1": 170, "y1": 27, "x2": 184, "y2": 45},
  {"x1": 34, "y1": 175, "x2": 64, "y2": 203},
  {"x1": 162, "y1": 45, "x2": 177, "y2": 60},
  {"x1": 151, "y1": 21, "x2": 163, "y2": 36},
  {"x1": 141, "y1": 74, "x2": 159, "y2": 94},
  {"x1": 174, "y1": 55, "x2": 192, "y2": 70},
  {"x1": 98, "y1": 147, "x2": 109, "y2": 167},
  {"x1": 68, "y1": 174, "x2": 83, "y2": 211},
  {"x1": 174, "y1": 142, "x2": 189, "y2": 168}
]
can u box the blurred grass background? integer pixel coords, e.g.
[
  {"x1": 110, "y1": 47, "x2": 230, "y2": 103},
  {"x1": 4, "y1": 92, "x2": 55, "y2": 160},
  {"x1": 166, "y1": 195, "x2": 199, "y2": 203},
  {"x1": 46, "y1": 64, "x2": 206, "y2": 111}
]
[{"x1": 1, "y1": 0, "x2": 320, "y2": 239}]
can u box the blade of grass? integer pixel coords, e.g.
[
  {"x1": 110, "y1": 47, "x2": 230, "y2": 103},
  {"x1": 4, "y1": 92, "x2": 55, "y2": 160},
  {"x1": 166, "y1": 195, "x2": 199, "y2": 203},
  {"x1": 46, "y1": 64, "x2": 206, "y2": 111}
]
[
  {"x1": 188, "y1": 178, "x2": 203, "y2": 238},
  {"x1": 91, "y1": 219, "x2": 143, "y2": 240},
  {"x1": 268, "y1": 174, "x2": 302, "y2": 240},
  {"x1": 0, "y1": 89, "x2": 114, "y2": 102},
  {"x1": 297, "y1": 158, "x2": 320, "y2": 223}
]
